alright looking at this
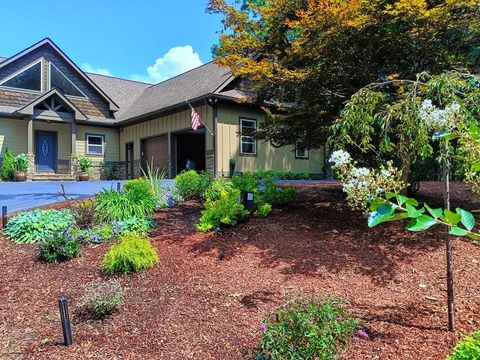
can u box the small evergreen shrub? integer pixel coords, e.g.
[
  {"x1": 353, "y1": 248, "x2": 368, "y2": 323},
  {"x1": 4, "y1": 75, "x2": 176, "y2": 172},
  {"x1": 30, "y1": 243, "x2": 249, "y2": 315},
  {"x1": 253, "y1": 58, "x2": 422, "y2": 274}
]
[
  {"x1": 5, "y1": 209, "x2": 74, "y2": 244},
  {"x1": 102, "y1": 235, "x2": 159, "y2": 275},
  {"x1": 447, "y1": 331, "x2": 480, "y2": 360},
  {"x1": 1, "y1": 148, "x2": 15, "y2": 181},
  {"x1": 254, "y1": 203, "x2": 272, "y2": 218},
  {"x1": 196, "y1": 189, "x2": 250, "y2": 232},
  {"x1": 258, "y1": 298, "x2": 359, "y2": 360},
  {"x1": 39, "y1": 233, "x2": 81, "y2": 263},
  {"x1": 174, "y1": 170, "x2": 211, "y2": 199},
  {"x1": 252, "y1": 170, "x2": 310, "y2": 180},
  {"x1": 203, "y1": 178, "x2": 234, "y2": 201},
  {"x1": 78, "y1": 279, "x2": 123, "y2": 320}
]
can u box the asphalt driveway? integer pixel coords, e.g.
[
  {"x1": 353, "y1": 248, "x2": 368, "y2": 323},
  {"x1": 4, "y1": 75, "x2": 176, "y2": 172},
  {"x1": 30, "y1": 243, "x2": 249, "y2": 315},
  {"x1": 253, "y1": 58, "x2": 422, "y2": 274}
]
[{"x1": 0, "y1": 181, "x2": 128, "y2": 214}]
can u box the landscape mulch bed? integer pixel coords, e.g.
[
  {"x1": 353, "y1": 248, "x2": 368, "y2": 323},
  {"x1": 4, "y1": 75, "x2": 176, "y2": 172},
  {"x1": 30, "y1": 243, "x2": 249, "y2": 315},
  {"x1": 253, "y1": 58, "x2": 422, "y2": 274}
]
[{"x1": 1, "y1": 182, "x2": 480, "y2": 359}]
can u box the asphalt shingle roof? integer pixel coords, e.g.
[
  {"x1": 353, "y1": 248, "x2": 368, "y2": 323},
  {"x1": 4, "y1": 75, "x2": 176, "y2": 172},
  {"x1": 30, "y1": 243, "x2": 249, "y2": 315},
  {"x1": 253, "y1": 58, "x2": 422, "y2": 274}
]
[{"x1": 0, "y1": 57, "x2": 5, "y2": 63}]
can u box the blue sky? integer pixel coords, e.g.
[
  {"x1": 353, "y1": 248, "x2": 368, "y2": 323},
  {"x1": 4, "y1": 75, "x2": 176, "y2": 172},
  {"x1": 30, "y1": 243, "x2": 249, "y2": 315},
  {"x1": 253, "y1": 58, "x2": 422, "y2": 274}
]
[{"x1": 0, "y1": 0, "x2": 223, "y2": 83}]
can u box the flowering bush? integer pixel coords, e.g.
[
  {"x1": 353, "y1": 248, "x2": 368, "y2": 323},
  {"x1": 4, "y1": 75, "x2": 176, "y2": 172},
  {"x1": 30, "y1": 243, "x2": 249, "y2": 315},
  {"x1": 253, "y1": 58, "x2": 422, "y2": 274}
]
[
  {"x1": 419, "y1": 100, "x2": 462, "y2": 133},
  {"x1": 39, "y1": 233, "x2": 81, "y2": 263}
]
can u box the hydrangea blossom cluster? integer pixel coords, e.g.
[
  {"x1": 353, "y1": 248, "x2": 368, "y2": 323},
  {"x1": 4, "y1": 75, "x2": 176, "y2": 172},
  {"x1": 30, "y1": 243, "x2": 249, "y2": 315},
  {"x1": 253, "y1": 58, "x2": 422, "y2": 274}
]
[
  {"x1": 419, "y1": 99, "x2": 462, "y2": 132},
  {"x1": 330, "y1": 150, "x2": 405, "y2": 211},
  {"x1": 329, "y1": 150, "x2": 352, "y2": 169}
]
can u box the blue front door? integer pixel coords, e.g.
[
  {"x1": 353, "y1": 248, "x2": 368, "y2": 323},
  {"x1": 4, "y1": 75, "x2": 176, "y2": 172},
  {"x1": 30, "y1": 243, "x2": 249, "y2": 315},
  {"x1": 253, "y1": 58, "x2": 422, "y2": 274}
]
[{"x1": 36, "y1": 132, "x2": 56, "y2": 172}]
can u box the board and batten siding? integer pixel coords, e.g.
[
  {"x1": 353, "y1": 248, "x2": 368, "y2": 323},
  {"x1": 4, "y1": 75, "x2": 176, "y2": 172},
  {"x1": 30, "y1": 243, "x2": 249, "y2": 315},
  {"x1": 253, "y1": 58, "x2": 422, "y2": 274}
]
[
  {"x1": 0, "y1": 118, "x2": 27, "y2": 156},
  {"x1": 216, "y1": 104, "x2": 324, "y2": 177},
  {"x1": 119, "y1": 105, "x2": 214, "y2": 171}
]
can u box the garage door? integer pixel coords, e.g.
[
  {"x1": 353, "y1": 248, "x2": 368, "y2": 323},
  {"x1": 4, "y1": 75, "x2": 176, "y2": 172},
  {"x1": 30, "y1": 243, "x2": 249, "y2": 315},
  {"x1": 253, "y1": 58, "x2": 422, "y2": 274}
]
[{"x1": 141, "y1": 135, "x2": 169, "y2": 173}]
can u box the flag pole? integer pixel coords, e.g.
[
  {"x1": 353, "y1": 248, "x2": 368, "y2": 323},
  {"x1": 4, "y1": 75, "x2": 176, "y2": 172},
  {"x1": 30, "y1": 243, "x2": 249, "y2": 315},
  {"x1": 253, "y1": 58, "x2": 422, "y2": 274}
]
[{"x1": 185, "y1": 99, "x2": 214, "y2": 136}]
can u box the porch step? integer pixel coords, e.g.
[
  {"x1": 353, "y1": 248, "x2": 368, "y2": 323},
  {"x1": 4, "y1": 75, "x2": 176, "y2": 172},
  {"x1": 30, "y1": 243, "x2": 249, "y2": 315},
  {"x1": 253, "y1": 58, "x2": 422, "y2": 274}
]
[{"x1": 31, "y1": 173, "x2": 74, "y2": 181}]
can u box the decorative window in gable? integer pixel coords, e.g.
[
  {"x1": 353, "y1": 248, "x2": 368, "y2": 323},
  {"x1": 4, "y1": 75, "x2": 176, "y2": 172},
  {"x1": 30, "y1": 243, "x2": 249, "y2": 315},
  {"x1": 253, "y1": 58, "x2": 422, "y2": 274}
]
[
  {"x1": 50, "y1": 63, "x2": 87, "y2": 98},
  {"x1": 0, "y1": 60, "x2": 42, "y2": 92}
]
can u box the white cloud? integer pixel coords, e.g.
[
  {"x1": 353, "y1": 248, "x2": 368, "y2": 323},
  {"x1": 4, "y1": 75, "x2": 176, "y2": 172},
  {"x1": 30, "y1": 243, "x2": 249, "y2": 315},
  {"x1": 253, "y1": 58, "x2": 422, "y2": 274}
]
[
  {"x1": 81, "y1": 63, "x2": 113, "y2": 77},
  {"x1": 130, "y1": 45, "x2": 203, "y2": 84}
]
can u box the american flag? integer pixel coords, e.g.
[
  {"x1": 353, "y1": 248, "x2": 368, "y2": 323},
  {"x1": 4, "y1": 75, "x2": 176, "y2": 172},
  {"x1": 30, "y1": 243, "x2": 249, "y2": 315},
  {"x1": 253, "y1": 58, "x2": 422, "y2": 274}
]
[{"x1": 191, "y1": 108, "x2": 201, "y2": 131}]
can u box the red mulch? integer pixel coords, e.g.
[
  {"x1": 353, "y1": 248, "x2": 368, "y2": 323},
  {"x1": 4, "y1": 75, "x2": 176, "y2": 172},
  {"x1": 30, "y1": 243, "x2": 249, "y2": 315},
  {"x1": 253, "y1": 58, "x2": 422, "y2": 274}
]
[{"x1": 1, "y1": 182, "x2": 480, "y2": 359}]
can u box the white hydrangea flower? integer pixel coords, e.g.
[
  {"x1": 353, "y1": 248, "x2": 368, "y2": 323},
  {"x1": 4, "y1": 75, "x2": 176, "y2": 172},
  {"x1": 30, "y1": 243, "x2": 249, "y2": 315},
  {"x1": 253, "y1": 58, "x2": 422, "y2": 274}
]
[
  {"x1": 419, "y1": 99, "x2": 461, "y2": 132},
  {"x1": 352, "y1": 167, "x2": 370, "y2": 177},
  {"x1": 381, "y1": 169, "x2": 391, "y2": 178},
  {"x1": 329, "y1": 150, "x2": 352, "y2": 168}
]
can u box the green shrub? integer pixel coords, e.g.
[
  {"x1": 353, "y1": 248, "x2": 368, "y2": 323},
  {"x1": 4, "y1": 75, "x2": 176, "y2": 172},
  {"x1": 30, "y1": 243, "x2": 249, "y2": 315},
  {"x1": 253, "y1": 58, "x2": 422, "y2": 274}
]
[
  {"x1": 4, "y1": 209, "x2": 74, "y2": 244},
  {"x1": 174, "y1": 170, "x2": 211, "y2": 199},
  {"x1": 259, "y1": 181, "x2": 297, "y2": 206},
  {"x1": 78, "y1": 279, "x2": 123, "y2": 320},
  {"x1": 69, "y1": 224, "x2": 115, "y2": 244},
  {"x1": 112, "y1": 216, "x2": 155, "y2": 236},
  {"x1": 254, "y1": 203, "x2": 272, "y2": 218},
  {"x1": 259, "y1": 298, "x2": 359, "y2": 360},
  {"x1": 232, "y1": 172, "x2": 258, "y2": 192},
  {"x1": 196, "y1": 189, "x2": 250, "y2": 232},
  {"x1": 102, "y1": 234, "x2": 159, "y2": 275},
  {"x1": 252, "y1": 170, "x2": 311, "y2": 180},
  {"x1": 78, "y1": 156, "x2": 92, "y2": 172},
  {"x1": 95, "y1": 186, "x2": 156, "y2": 222},
  {"x1": 124, "y1": 177, "x2": 153, "y2": 195},
  {"x1": 39, "y1": 233, "x2": 81, "y2": 263},
  {"x1": 203, "y1": 178, "x2": 234, "y2": 201},
  {"x1": 14, "y1": 153, "x2": 29, "y2": 172},
  {"x1": 447, "y1": 331, "x2": 480, "y2": 360},
  {"x1": 1, "y1": 148, "x2": 15, "y2": 181},
  {"x1": 141, "y1": 159, "x2": 167, "y2": 201}
]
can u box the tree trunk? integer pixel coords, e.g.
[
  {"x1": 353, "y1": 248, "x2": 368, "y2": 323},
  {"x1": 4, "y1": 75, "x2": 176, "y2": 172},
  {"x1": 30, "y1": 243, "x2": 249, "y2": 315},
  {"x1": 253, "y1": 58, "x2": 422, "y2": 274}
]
[
  {"x1": 400, "y1": 151, "x2": 412, "y2": 195},
  {"x1": 443, "y1": 140, "x2": 455, "y2": 332}
]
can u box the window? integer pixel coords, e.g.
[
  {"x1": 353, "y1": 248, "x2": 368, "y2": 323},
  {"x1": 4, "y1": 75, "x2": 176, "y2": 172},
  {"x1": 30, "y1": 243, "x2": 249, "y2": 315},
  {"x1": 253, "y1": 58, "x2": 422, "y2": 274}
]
[
  {"x1": 295, "y1": 147, "x2": 309, "y2": 159},
  {"x1": 240, "y1": 118, "x2": 257, "y2": 155},
  {"x1": 50, "y1": 63, "x2": 86, "y2": 98},
  {"x1": 86, "y1": 134, "x2": 105, "y2": 156},
  {"x1": 0, "y1": 61, "x2": 42, "y2": 91}
]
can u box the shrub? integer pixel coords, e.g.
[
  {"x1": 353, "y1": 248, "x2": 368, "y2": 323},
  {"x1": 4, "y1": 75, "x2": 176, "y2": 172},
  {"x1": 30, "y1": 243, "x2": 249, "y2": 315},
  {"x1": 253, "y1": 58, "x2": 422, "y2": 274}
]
[
  {"x1": 259, "y1": 181, "x2": 297, "y2": 207},
  {"x1": 124, "y1": 177, "x2": 153, "y2": 196},
  {"x1": 174, "y1": 170, "x2": 211, "y2": 199},
  {"x1": 447, "y1": 331, "x2": 480, "y2": 360},
  {"x1": 102, "y1": 234, "x2": 159, "y2": 275},
  {"x1": 1, "y1": 148, "x2": 15, "y2": 181},
  {"x1": 141, "y1": 159, "x2": 167, "y2": 200},
  {"x1": 252, "y1": 170, "x2": 310, "y2": 180},
  {"x1": 196, "y1": 189, "x2": 250, "y2": 232},
  {"x1": 4, "y1": 209, "x2": 74, "y2": 244},
  {"x1": 112, "y1": 216, "x2": 155, "y2": 236},
  {"x1": 95, "y1": 187, "x2": 156, "y2": 222},
  {"x1": 258, "y1": 298, "x2": 359, "y2": 360},
  {"x1": 203, "y1": 178, "x2": 234, "y2": 201},
  {"x1": 69, "y1": 224, "x2": 115, "y2": 244},
  {"x1": 232, "y1": 172, "x2": 258, "y2": 192},
  {"x1": 78, "y1": 279, "x2": 123, "y2": 320},
  {"x1": 254, "y1": 203, "x2": 272, "y2": 218},
  {"x1": 14, "y1": 153, "x2": 29, "y2": 172},
  {"x1": 78, "y1": 156, "x2": 92, "y2": 172},
  {"x1": 39, "y1": 233, "x2": 81, "y2": 263},
  {"x1": 71, "y1": 199, "x2": 98, "y2": 229}
]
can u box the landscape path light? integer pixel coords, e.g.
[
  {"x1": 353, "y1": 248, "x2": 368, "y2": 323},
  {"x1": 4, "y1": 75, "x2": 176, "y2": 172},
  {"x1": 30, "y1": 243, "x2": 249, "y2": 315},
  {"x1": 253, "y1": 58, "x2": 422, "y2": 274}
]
[{"x1": 58, "y1": 296, "x2": 73, "y2": 346}]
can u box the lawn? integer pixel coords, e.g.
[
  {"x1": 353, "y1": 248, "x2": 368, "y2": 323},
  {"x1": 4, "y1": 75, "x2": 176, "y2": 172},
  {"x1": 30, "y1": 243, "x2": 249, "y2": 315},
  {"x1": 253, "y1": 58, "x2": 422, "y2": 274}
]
[{"x1": 1, "y1": 182, "x2": 479, "y2": 359}]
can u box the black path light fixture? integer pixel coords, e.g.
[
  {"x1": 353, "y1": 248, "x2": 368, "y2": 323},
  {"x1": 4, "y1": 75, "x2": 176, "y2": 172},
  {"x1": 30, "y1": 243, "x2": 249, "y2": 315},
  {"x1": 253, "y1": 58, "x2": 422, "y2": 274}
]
[
  {"x1": 2, "y1": 206, "x2": 7, "y2": 228},
  {"x1": 117, "y1": 182, "x2": 121, "y2": 192},
  {"x1": 58, "y1": 296, "x2": 73, "y2": 346},
  {"x1": 240, "y1": 190, "x2": 256, "y2": 212}
]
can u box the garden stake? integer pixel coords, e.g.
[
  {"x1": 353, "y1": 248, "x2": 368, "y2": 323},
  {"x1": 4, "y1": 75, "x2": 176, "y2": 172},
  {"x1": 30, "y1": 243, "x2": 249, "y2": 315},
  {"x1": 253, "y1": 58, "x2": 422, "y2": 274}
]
[
  {"x1": 117, "y1": 182, "x2": 121, "y2": 192},
  {"x1": 2, "y1": 206, "x2": 7, "y2": 227},
  {"x1": 58, "y1": 296, "x2": 73, "y2": 346}
]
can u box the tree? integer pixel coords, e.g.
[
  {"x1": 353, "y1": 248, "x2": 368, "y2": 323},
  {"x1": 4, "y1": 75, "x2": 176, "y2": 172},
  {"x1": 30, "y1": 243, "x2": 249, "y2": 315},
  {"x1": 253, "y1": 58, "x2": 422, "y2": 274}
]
[
  {"x1": 1, "y1": 148, "x2": 15, "y2": 181},
  {"x1": 207, "y1": 0, "x2": 480, "y2": 149}
]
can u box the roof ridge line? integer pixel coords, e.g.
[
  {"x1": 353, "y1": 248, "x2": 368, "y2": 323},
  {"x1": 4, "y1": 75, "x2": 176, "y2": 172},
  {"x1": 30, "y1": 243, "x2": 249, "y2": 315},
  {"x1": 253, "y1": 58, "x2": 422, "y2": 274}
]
[
  {"x1": 85, "y1": 72, "x2": 152, "y2": 85},
  {"x1": 147, "y1": 60, "x2": 216, "y2": 89}
]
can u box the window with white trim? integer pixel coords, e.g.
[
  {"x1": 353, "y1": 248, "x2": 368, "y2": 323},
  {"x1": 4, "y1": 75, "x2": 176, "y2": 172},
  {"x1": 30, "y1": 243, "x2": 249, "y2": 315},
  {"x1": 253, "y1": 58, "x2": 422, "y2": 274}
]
[
  {"x1": 0, "y1": 60, "x2": 42, "y2": 92},
  {"x1": 50, "y1": 63, "x2": 87, "y2": 98},
  {"x1": 295, "y1": 147, "x2": 309, "y2": 159},
  {"x1": 240, "y1": 118, "x2": 257, "y2": 155},
  {"x1": 86, "y1": 134, "x2": 105, "y2": 156}
]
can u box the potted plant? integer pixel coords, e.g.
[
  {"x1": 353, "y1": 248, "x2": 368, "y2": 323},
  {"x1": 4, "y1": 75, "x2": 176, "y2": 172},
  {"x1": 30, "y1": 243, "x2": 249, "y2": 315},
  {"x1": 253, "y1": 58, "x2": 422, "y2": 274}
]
[
  {"x1": 14, "y1": 153, "x2": 28, "y2": 182},
  {"x1": 78, "y1": 156, "x2": 92, "y2": 181}
]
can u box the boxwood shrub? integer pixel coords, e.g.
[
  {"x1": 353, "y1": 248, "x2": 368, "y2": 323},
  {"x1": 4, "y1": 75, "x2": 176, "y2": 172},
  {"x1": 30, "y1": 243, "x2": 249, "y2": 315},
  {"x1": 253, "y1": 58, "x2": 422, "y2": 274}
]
[{"x1": 174, "y1": 170, "x2": 211, "y2": 199}]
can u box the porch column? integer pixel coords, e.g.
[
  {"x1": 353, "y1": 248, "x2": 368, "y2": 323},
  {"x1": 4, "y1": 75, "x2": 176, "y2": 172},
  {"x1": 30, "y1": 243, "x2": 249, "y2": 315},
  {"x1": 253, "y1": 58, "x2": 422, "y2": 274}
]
[
  {"x1": 70, "y1": 121, "x2": 77, "y2": 179},
  {"x1": 27, "y1": 117, "x2": 35, "y2": 178}
]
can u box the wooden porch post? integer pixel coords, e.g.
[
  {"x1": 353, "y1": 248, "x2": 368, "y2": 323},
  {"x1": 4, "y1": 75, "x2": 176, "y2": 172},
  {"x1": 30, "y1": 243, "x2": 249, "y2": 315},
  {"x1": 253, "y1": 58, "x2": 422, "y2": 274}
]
[{"x1": 27, "y1": 117, "x2": 35, "y2": 178}]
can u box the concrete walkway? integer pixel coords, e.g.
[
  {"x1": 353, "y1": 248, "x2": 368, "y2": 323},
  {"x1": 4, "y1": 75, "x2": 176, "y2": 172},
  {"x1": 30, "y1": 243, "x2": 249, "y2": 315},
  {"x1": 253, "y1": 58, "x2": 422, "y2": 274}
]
[{"x1": 0, "y1": 181, "x2": 128, "y2": 214}]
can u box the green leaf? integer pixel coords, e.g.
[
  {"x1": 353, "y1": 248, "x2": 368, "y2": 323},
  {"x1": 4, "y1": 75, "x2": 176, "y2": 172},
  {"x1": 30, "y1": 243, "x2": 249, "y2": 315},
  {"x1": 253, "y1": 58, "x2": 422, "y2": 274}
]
[
  {"x1": 432, "y1": 130, "x2": 450, "y2": 140},
  {"x1": 425, "y1": 204, "x2": 443, "y2": 219},
  {"x1": 406, "y1": 215, "x2": 437, "y2": 232},
  {"x1": 368, "y1": 204, "x2": 394, "y2": 228},
  {"x1": 406, "y1": 204, "x2": 425, "y2": 218},
  {"x1": 456, "y1": 208, "x2": 475, "y2": 231},
  {"x1": 471, "y1": 163, "x2": 480, "y2": 172},
  {"x1": 450, "y1": 226, "x2": 469, "y2": 237},
  {"x1": 385, "y1": 192, "x2": 396, "y2": 200},
  {"x1": 384, "y1": 212, "x2": 409, "y2": 222},
  {"x1": 443, "y1": 209, "x2": 461, "y2": 225}
]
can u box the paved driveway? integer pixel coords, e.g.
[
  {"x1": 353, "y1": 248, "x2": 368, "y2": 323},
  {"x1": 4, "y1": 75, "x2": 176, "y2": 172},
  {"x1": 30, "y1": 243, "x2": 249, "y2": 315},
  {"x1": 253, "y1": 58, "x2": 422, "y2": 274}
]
[{"x1": 0, "y1": 181, "x2": 127, "y2": 214}]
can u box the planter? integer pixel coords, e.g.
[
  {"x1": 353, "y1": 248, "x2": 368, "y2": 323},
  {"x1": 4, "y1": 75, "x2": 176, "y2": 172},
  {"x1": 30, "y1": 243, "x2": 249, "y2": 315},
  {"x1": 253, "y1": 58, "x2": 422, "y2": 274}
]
[
  {"x1": 78, "y1": 172, "x2": 90, "y2": 181},
  {"x1": 14, "y1": 171, "x2": 27, "y2": 182}
]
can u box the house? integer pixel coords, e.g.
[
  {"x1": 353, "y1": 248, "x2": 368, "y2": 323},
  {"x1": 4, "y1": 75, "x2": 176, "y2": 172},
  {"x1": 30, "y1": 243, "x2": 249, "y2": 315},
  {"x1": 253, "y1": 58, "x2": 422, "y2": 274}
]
[{"x1": 0, "y1": 39, "x2": 324, "y2": 180}]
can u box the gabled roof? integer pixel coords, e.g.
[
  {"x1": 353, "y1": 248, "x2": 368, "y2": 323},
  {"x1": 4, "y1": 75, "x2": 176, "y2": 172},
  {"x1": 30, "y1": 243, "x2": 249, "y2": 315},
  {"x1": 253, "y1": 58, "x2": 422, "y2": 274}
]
[
  {"x1": 117, "y1": 61, "x2": 239, "y2": 122},
  {"x1": 0, "y1": 38, "x2": 119, "y2": 112},
  {"x1": 16, "y1": 88, "x2": 88, "y2": 121},
  {"x1": 0, "y1": 57, "x2": 6, "y2": 64}
]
